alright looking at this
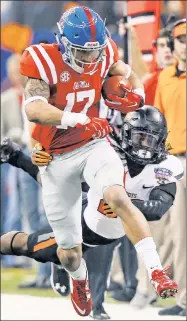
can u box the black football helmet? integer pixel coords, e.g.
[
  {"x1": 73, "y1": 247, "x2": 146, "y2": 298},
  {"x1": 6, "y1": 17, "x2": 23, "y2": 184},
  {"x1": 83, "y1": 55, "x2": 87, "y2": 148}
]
[{"x1": 121, "y1": 105, "x2": 168, "y2": 165}]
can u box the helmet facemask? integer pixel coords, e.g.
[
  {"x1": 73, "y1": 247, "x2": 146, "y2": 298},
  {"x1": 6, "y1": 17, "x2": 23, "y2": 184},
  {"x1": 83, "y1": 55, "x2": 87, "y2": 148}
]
[
  {"x1": 122, "y1": 124, "x2": 167, "y2": 165},
  {"x1": 68, "y1": 42, "x2": 106, "y2": 74}
]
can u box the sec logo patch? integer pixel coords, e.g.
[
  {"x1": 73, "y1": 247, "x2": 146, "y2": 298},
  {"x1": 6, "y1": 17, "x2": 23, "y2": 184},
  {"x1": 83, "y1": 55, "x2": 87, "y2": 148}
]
[{"x1": 60, "y1": 71, "x2": 71, "y2": 83}]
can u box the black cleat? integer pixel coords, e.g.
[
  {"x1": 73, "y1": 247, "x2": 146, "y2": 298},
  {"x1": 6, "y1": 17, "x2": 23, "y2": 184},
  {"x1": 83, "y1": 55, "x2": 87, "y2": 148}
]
[
  {"x1": 111, "y1": 286, "x2": 136, "y2": 302},
  {"x1": 50, "y1": 263, "x2": 70, "y2": 297},
  {"x1": 90, "y1": 306, "x2": 111, "y2": 320},
  {"x1": 158, "y1": 305, "x2": 186, "y2": 316},
  {"x1": 0, "y1": 137, "x2": 20, "y2": 163}
]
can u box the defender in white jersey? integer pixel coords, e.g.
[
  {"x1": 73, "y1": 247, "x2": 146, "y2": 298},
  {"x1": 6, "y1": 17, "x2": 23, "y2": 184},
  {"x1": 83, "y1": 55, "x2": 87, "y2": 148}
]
[{"x1": 84, "y1": 151, "x2": 183, "y2": 241}]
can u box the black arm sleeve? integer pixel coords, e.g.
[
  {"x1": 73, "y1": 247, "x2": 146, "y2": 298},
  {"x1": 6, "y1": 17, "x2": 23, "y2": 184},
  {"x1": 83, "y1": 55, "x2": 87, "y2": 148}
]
[
  {"x1": 132, "y1": 183, "x2": 176, "y2": 221},
  {"x1": 8, "y1": 151, "x2": 39, "y2": 182}
]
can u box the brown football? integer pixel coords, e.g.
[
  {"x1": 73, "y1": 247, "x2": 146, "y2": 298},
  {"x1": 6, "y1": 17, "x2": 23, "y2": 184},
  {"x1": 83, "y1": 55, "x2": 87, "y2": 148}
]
[{"x1": 102, "y1": 75, "x2": 132, "y2": 100}]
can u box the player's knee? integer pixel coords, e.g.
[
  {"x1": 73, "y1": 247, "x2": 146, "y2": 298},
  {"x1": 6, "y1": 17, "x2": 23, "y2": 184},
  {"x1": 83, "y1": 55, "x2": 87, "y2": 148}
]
[
  {"x1": 57, "y1": 246, "x2": 82, "y2": 271},
  {"x1": 104, "y1": 185, "x2": 131, "y2": 213}
]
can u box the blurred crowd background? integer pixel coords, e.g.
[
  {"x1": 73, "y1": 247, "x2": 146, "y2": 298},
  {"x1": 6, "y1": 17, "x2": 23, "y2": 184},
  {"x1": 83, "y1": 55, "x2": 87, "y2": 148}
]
[{"x1": 1, "y1": 0, "x2": 186, "y2": 318}]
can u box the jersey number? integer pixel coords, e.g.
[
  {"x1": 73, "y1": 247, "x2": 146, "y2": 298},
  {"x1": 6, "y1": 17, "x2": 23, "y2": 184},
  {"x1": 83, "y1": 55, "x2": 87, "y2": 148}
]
[
  {"x1": 64, "y1": 89, "x2": 95, "y2": 114},
  {"x1": 97, "y1": 199, "x2": 117, "y2": 218}
]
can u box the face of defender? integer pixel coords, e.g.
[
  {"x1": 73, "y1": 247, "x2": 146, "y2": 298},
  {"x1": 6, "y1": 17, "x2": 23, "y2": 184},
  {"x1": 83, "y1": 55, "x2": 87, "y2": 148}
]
[{"x1": 130, "y1": 130, "x2": 160, "y2": 160}]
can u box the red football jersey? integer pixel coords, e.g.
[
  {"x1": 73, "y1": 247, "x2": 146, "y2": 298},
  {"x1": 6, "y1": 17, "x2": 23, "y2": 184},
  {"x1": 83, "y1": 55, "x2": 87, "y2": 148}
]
[{"x1": 20, "y1": 39, "x2": 119, "y2": 154}]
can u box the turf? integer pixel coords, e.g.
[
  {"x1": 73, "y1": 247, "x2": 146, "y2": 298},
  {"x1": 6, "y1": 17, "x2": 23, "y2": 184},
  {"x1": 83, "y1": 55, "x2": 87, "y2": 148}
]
[{"x1": 1, "y1": 267, "x2": 176, "y2": 307}]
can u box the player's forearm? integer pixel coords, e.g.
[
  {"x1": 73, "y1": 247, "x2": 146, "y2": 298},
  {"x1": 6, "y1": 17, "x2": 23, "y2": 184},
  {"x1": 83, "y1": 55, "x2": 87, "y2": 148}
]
[
  {"x1": 25, "y1": 101, "x2": 63, "y2": 126},
  {"x1": 132, "y1": 199, "x2": 173, "y2": 221},
  {"x1": 109, "y1": 61, "x2": 145, "y2": 101},
  {"x1": 24, "y1": 77, "x2": 89, "y2": 128},
  {"x1": 26, "y1": 101, "x2": 90, "y2": 129},
  {"x1": 128, "y1": 70, "x2": 144, "y2": 91},
  {"x1": 8, "y1": 150, "x2": 39, "y2": 182}
]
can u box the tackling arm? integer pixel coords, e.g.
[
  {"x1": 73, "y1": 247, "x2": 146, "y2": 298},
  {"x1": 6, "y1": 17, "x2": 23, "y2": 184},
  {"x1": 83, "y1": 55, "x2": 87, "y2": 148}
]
[
  {"x1": 9, "y1": 150, "x2": 40, "y2": 183},
  {"x1": 103, "y1": 183, "x2": 176, "y2": 221},
  {"x1": 0, "y1": 138, "x2": 40, "y2": 183},
  {"x1": 132, "y1": 183, "x2": 176, "y2": 221}
]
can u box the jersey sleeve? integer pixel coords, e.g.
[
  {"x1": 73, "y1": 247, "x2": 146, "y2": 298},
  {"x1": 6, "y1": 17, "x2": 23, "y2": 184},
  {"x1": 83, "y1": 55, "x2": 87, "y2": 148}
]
[
  {"x1": 20, "y1": 44, "x2": 58, "y2": 85},
  {"x1": 20, "y1": 48, "x2": 41, "y2": 80},
  {"x1": 155, "y1": 155, "x2": 184, "y2": 185},
  {"x1": 108, "y1": 38, "x2": 119, "y2": 64}
]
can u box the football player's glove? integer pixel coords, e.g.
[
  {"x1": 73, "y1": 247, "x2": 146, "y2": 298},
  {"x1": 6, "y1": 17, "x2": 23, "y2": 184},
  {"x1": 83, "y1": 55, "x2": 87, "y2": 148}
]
[
  {"x1": 31, "y1": 143, "x2": 52, "y2": 166},
  {"x1": 76, "y1": 117, "x2": 112, "y2": 139},
  {"x1": 104, "y1": 83, "x2": 144, "y2": 114},
  {"x1": 0, "y1": 137, "x2": 20, "y2": 164}
]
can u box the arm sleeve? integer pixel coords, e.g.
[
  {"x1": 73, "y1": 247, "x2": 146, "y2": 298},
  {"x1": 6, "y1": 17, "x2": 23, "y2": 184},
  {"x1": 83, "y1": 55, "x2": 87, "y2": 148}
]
[
  {"x1": 132, "y1": 183, "x2": 176, "y2": 221},
  {"x1": 8, "y1": 151, "x2": 39, "y2": 182}
]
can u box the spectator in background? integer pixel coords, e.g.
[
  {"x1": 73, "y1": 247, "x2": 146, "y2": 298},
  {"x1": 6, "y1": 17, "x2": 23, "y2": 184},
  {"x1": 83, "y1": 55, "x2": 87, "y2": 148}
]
[
  {"x1": 117, "y1": 23, "x2": 174, "y2": 100},
  {"x1": 154, "y1": 19, "x2": 186, "y2": 317},
  {"x1": 144, "y1": 28, "x2": 174, "y2": 105}
]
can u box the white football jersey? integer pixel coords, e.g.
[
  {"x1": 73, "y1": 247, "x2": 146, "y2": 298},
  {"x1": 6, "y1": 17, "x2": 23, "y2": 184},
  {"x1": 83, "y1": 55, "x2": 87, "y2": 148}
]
[{"x1": 83, "y1": 154, "x2": 184, "y2": 239}]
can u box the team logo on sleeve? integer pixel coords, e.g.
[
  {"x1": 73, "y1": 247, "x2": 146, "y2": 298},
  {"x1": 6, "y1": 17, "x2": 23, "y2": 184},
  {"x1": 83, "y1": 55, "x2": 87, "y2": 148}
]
[
  {"x1": 154, "y1": 168, "x2": 172, "y2": 185},
  {"x1": 60, "y1": 71, "x2": 71, "y2": 83}
]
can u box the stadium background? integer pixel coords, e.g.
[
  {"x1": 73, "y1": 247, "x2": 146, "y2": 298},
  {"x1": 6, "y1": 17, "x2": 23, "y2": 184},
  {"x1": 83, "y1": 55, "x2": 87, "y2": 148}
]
[{"x1": 1, "y1": 1, "x2": 186, "y2": 320}]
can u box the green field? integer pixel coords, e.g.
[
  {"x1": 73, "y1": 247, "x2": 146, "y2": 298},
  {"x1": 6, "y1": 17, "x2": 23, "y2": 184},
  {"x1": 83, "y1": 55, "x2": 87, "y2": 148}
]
[{"x1": 1, "y1": 267, "x2": 176, "y2": 307}]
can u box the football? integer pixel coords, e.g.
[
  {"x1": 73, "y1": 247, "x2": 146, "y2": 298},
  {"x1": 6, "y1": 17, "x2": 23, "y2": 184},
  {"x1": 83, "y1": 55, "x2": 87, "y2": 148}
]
[{"x1": 102, "y1": 75, "x2": 132, "y2": 100}]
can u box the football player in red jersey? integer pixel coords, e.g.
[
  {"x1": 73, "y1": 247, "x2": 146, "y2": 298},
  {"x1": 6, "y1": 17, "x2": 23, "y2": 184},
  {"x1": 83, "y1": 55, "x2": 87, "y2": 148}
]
[{"x1": 20, "y1": 6, "x2": 177, "y2": 317}]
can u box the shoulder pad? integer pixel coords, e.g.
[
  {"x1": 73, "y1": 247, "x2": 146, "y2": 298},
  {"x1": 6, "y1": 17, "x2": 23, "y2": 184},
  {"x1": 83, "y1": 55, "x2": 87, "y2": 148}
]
[
  {"x1": 20, "y1": 43, "x2": 58, "y2": 85},
  {"x1": 156, "y1": 155, "x2": 184, "y2": 182}
]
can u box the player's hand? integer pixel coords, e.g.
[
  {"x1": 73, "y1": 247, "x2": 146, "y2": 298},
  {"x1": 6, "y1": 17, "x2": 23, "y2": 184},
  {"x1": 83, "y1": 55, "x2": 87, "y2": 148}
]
[
  {"x1": 104, "y1": 83, "x2": 144, "y2": 114},
  {"x1": 31, "y1": 143, "x2": 52, "y2": 166},
  {"x1": 102, "y1": 203, "x2": 117, "y2": 218},
  {"x1": 0, "y1": 137, "x2": 20, "y2": 164},
  {"x1": 76, "y1": 117, "x2": 112, "y2": 139}
]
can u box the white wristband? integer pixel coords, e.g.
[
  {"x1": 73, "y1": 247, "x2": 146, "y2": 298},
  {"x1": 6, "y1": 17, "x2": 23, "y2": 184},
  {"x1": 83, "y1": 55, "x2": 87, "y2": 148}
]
[
  {"x1": 24, "y1": 96, "x2": 48, "y2": 107},
  {"x1": 57, "y1": 111, "x2": 89, "y2": 129},
  {"x1": 133, "y1": 88, "x2": 145, "y2": 102}
]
